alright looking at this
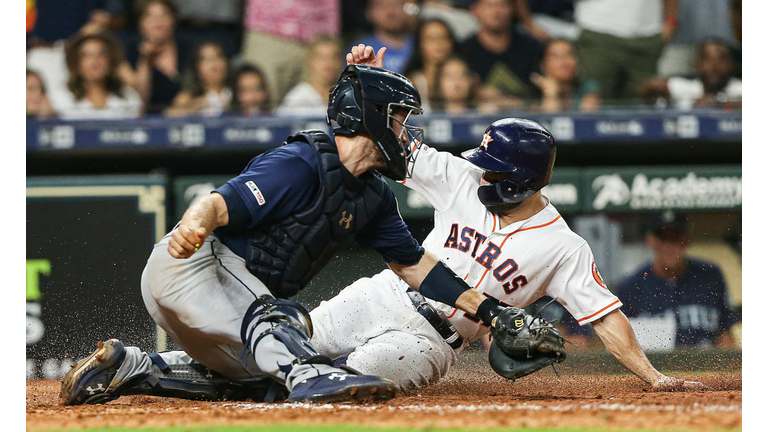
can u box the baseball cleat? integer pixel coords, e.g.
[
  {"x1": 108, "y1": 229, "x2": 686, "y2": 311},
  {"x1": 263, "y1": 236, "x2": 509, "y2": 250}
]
[
  {"x1": 288, "y1": 372, "x2": 398, "y2": 403},
  {"x1": 60, "y1": 339, "x2": 126, "y2": 405}
]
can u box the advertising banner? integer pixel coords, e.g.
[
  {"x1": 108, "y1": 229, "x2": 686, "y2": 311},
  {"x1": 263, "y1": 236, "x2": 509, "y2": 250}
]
[{"x1": 584, "y1": 166, "x2": 742, "y2": 212}]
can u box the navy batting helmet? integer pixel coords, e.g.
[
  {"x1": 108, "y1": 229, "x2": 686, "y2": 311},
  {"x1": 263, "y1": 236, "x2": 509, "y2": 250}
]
[
  {"x1": 461, "y1": 118, "x2": 556, "y2": 206},
  {"x1": 327, "y1": 64, "x2": 424, "y2": 181}
]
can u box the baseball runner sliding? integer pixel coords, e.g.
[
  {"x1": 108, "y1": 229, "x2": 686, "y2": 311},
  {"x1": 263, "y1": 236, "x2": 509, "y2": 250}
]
[{"x1": 308, "y1": 45, "x2": 705, "y2": 390}]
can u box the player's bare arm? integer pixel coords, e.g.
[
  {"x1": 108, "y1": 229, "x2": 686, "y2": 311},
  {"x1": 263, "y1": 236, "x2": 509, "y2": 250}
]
[
  {"x1": 591, "y1": 309, "x2": 705, "y2": 391},
  {"x1": 168, "y1": 193, "x2": 229, "y2": 259}
]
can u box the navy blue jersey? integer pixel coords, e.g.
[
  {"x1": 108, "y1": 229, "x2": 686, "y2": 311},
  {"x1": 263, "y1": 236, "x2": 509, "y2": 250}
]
[
  {"x1": 617, "y1": 258, "x2": 736, "y2": 347},
  {"x1": 213, "y1": 140, "x2": 424, "y2": 265}
]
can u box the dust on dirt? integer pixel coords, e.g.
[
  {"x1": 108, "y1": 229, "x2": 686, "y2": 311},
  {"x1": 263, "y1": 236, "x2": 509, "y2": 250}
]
[{"x1": 27, "y1": 369, "x2": 741, "y2": 431}]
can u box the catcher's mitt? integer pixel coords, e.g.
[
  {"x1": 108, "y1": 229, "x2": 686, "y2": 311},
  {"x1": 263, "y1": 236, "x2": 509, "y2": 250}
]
[{"x1": 488, "y1": 307, "x2": 567, "y2": 382}]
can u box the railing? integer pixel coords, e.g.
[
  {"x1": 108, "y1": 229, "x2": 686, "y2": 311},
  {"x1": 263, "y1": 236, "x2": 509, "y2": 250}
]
[{"x1": 27, "y1": 108, "x2": 742, "y2": 152}]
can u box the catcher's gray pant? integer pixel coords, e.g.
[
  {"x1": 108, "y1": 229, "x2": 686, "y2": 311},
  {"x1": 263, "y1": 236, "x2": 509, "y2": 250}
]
[
  {"x1": 111, "y1": 233, "x2": 338, "y2": 392},
  {"x1": 310, "y1": 270, "x2": 459, "y2": 389}
]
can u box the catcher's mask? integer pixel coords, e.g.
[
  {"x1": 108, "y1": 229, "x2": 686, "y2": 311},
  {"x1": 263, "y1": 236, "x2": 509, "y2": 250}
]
[{"x1": 327, "y1": 64, "x2": 425, "y2": 181}]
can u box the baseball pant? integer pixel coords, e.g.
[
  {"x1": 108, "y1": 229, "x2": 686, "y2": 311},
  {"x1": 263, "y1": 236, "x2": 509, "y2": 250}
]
[
  {"x1": 111, "y1": 233, "x2": 338, "y2": 391},
  {"x1": 310, "y1": 270, "x2": 458, "y2": 389}
]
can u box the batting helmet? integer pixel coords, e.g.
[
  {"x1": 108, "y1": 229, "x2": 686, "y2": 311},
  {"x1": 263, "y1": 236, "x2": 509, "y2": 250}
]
[
  {"x1": 461, "y1": 118, "x2": 556, "y2": 206},
  {"x1": 327, "y1": 64, "x2": 424, "y2": 181}
]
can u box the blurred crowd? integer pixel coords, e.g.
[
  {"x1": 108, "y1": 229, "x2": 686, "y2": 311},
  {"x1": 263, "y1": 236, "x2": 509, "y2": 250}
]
[{"x1": 26, "y1": 0, "x2": 743, "y2": 121}]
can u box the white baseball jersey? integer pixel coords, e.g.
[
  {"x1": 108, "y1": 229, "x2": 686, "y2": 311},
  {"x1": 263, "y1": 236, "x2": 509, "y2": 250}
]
[{"x1": 402, "y1": 145, "x2": 622, "y2": 342}]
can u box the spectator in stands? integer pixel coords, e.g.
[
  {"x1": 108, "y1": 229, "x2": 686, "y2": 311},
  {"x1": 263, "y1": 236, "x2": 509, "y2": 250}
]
[
  {"x1": 358, "y1": 0, "x2": 418, "y2": 74},
  {"x1": 241, "y1": 0, "x2": 340, "y2": 107},
  {"x1": 416, "y1": 0, "x2": 479, "y2": 42},
  {"x1": 530, "y1": 38, "x2": 600, "y2": 112},
  {"x1": 656, "y1": 0, "x2": 736, "y2": 77},
  {"x1": 637, "y1": 39, "x2": 741, "y2": 110},
  {"x1": 172, "y1": 0, "x2": 243, "y2": 57},
  {"x1": 48, "y1": 32, "x2": 143, "y2": 120},
  {"x1": 429, "y1": 56, "x2": 486, "y2": 114},
  {"x1": 26, "y1": 70, "x2": 56, "y2": 120},
  {"x1": 27, "y1": 1, "x2": 127, "y2": 106},
  {"x1": 230, "y1": 64, "x2": 271, "y2": 116},
  {"x1": 617, "y1": 211, "x2": 738, "y2": 348},
  {"x1": 277, "y1": 36, "x2": 344, "y2": 116},
  {"x1": 125, "y1": 0, "x2": 193, "y2": 114},
  {"x1": 403, "y1": 18, "x2": 457, "y2": 111},
  {"x1": 165, "y1": 40, "x2": 232, "y2": 117},
  {"x1": 573, "y1": 0, "x2": 674, "y2": 102},
  {"x1": 459, "y1": 0, "x2": 541, "y2": 109}
]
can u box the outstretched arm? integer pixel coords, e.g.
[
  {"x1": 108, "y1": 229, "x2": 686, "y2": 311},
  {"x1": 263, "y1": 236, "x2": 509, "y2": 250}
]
[{"x1": 591, "y1": 309, "x2": 705, "y2": 390}]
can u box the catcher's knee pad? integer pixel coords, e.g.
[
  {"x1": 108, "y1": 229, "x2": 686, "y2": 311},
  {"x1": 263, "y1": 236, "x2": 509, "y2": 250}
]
[{"x1": 240, "y1": 296, "x2": 332, "y2": 367}]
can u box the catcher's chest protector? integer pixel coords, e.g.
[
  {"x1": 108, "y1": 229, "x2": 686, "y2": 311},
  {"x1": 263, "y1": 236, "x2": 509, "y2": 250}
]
[{"x1": 246, "y1": 131, "x2": 387, "y2": 298}]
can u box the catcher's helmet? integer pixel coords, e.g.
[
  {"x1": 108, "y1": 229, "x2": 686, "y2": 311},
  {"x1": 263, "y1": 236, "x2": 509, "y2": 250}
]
[
  {"x1": 327, "y1": 64, "x2": 424, "y2": 181},
  {"x1": 462, "y1": 118, "x2": 556, "y2": 206}
]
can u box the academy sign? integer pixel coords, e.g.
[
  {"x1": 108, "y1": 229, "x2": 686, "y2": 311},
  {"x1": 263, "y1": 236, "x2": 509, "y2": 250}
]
[{"x1": 589, "y1": 168, "x2": 741, "y2": 211}]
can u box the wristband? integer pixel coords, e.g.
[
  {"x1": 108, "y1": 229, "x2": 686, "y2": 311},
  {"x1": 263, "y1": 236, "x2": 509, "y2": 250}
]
[
  {"x1": 418, "y1": 261, "x2": 470, "y2": 308},
  {"x1": 476, "y1": 297, "x2": 506, "y2": 327}
]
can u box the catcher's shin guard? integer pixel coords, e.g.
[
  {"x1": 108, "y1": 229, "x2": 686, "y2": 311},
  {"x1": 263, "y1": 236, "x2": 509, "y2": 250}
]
[
  {"x1": 119, "y1": 353, "x2": 288, "y2": 402},
  {"x1": 240, "y1": 296, "x2": 334, "y2": 373}
]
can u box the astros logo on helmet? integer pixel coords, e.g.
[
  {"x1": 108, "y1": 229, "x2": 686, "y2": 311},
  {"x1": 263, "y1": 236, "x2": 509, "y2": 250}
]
[{"x1": 481, "y1": 132, "x2": 493, "y2": 150}]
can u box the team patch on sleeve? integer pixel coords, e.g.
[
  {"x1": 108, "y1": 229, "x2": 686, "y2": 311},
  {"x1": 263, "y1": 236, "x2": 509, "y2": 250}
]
[
  {"x1": 592, "y1": 261, "x2": 607, "y2": 289},
  {"x1": 245, "y1": 181, "x2": 266, "y2": 206}
]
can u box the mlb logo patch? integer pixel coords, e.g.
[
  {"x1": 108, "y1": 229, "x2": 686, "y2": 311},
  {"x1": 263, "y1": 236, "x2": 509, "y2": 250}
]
[{"x1": 245, "y1": 181, "x2": 266, "y2": 205}]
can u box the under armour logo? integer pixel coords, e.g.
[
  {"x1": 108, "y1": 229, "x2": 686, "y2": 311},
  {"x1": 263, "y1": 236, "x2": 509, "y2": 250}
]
[
  {"x1": 481, "y1": 132, "x2": 494, "y2": 150},
  {"x1": 205, "y1": 369, "x2": 213, "y2": 379},
  {"x1": 339, "y1": 211, "x2": 353, "y2": 229},
  {"x1": 328, "y1": 373, "x2": 347, "y2": 381},
  {"x1": 86, "y1": 383, "x2": 104, "y2": 395}
]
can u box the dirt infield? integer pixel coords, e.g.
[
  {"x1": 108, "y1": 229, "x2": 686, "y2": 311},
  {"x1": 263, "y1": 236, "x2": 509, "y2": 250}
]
[{"x1": 27, "y1": 364, "x2": 741, "y2": 431}]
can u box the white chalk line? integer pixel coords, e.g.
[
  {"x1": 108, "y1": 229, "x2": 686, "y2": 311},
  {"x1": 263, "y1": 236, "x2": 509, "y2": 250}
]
[{"x1": 222, "y1": 402, "x2": 741, "y2": 414}]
